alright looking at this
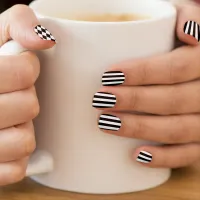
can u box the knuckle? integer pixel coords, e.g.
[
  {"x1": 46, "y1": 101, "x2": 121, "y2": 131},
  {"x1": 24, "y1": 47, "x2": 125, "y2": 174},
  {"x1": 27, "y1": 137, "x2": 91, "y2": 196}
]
[
  {"x1": 23, "y1": 52, "x2": 40, "y2": 84},
  {"x1": 138, "y1": 61, "x2": 149, "y2": 84},
  {"x1": 169, "y1": 62, "x2": 188, "y2": 84},
  {"x1": 161, "y1": 86, "x2": 180, "y2": 115},
  {"x1": 128, "y1": 118, "x2": 146, "y2": 139},
  {"x1": 8, "y1": 5, "x2": 34, "y2": 43},
  {"x1": 167, "y1": 117, "x2": 185, "y2": 144},
  {"x1": 17, "y1": 128, "x2": 36, "y2": 157},
  {"x1": 15, "y1": 53, "x2": 40, "y2": 88},
  {"x1": 26, "y1": 89, "x2": 40, "y2": 120},
  {"x1": 10, "y1": 4, "x2": 30, "y2": 18},
  {"x1": 133, "y1": 119, "x2": 144, "y2": 138},
  {"x1": 158, "y1": 156, "x2": 171, "y2": 168},
  {"x1": 129, "y1": 89, "x2": 139, "y2": 110},
  {"x1": 13, "y1": 67, "x2": 31, "y2": 89},
  {"x1": 166, "y1": 54, "x2": 189, "y2": 84},
  {"x1": 169, "y1": 87, "x2": 182, "y2": 114},
  {"x1": 197, "y1": 90, "x2": 200, "y2": 112},
  {"x1": 167, "y1": 129, "x2": 181, "y2": 144},
  {"x1": 10, "y1": 164, "x2": 26, "y2": 183},
  {"x1": 166, "y1": 56, "x2": 175, "y2": 84},
  {"x1": 23, "y1": 131, "x2": 36, "y2": 156}
]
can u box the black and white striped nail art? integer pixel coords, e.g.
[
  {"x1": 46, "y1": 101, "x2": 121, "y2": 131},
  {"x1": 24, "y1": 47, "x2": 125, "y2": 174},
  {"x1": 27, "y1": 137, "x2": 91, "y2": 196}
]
[
  {"x1": 99, "y1": 114, "x2": 121, "y2": 131},
  {"x1": 102, "y1": 71, "x2": 125, "y2": 86},
  {"x1": 92, "y1": 92, "x2": 116, "y2": 108},
  {"x1": 137, "y1": 151, "x2": 152, "y2": 164},
  {"x1": 184, "y1": 21, "x2": 200, "y2": 42},
  {"x1": 34, "y1": 25, "x2": 56, "y2": 42}
]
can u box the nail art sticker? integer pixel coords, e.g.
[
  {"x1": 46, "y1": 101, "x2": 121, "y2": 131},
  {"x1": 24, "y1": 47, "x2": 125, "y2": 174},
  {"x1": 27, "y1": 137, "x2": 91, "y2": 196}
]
[
  {"x1": 34, "y1": 25, "x2": 56, "y2": 42},
  {"x1": 92, "y1": 92, "x2": 117, "y2": 108},
  {"x1": 136, "y1": 151, "x2": 152, "y2": 164},
  {"x1": 99, "y1": 114, "x2": 121, "y2": 131},
  {"x1": 184, "y1": 21, "x2": 200, "y2": 42},
  {"x1": 102, "y1": 71, "x2": 125, "y2": 86}
]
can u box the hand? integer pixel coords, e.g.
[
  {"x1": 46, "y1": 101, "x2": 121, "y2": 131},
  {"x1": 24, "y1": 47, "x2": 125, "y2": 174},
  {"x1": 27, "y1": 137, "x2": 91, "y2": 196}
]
[
  {"x1": 0, "y1": 5, "x2": 56, "y2": 185},
  {"x1": 93, "y1": 4, "x2": 200, "y2": 168}
]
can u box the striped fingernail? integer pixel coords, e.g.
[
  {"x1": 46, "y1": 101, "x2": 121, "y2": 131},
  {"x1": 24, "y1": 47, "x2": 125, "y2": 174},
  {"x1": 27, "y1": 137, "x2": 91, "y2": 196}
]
[
  {"x1": 34, "y1": 25, "x2": 56, "y2": 42},
  {"x1": 98, "y1": 114, "x2": 121, "y2": 131},
  {"x1": 136, "y1": 151, "x2": 152, "y2": 164},
  {"x1": 102, "y1": 71, "x2": 125, "y2": 86},
  {"x1": 92, "y1": 92, "x2": 116, "y2": 108},
  {"x1": 184, "y1": 21, "x2": 200, "y2": 42}
]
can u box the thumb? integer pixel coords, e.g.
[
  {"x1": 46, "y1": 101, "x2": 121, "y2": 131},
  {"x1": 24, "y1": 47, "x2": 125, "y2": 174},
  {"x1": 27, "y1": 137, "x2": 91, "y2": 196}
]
[
  {"x1": 0, "y1": 4, "x2": 56, "y2": 50},
  {"x1": 176, "y1": 3, "x2": 200, "y2": 45}
]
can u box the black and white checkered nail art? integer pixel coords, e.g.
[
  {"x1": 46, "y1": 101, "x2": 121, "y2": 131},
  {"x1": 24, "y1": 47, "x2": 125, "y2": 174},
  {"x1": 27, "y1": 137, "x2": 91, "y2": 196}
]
[
  {"x1": 102, "y1": 71, "x2": 125, "y2": 86},
  {"x1": 99, "y1": 114, "x2": 121, "y2": 131},
  {"x1": 92, "y1": 92, "x2": 117, "y2": 108},
  {"x1": 34, "y1": 25, "x2": 56, "y2": 42},
  {"x1": 184, "y1": 21, "x2": 200, "y2": 42},
  {"x1": 137, "y1": 151, "x2": 152, "y2": 164}
]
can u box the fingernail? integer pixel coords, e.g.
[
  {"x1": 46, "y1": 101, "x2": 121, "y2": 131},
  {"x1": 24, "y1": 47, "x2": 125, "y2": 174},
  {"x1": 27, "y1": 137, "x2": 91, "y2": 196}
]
[
  {"x1": 136, "y1": 151, "x2": 152, "y2": 164},
  {"x1": 102, "y1": 71, "x2": 125, "y2": 86},
  {"x1": 184, "y1": 21, "x2": 200, "y2": 42},
  {"x1": 34, "y1": 25, "x2": 56, "y2": 42},
  {"x1": 92, "y1": 92, "x2": 116, "y2": 108},
  {"x1": 98, "y1": 114, "x2": 121, "y2": 131}
]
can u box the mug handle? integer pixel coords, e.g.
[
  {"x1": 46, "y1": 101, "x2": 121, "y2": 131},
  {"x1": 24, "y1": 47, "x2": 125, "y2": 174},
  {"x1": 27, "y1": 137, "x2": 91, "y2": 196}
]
[{"x1": 0, "y1": 18, "x2": 54, "y2": 177}]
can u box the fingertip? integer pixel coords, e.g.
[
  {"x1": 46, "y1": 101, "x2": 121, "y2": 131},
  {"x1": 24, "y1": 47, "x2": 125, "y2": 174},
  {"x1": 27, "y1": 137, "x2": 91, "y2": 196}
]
[
  {"x1": 176, "y1": 5, "x2": 200, "y2": 46},
  {"x1": 5, "y1": 5, "x2": 57, "y2": 50},
  {"x1": 19, "y1": 37, "x2": 56, "y2": 51},
  {"x1": 18, "y1": 24, "x2": 56, "y2": 50},
  {"x1": 133, "y1": 146, "x2": 154, "y2": 167},
  {"x1": 177, "y1": 23, "x2": 199, "y2": 46}
]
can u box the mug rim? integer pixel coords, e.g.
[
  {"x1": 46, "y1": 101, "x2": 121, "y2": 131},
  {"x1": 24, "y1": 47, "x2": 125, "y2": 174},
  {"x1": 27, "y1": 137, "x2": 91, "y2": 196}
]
[{"x1": 30, "y1": 0, "x2": 177, "y2": 25}]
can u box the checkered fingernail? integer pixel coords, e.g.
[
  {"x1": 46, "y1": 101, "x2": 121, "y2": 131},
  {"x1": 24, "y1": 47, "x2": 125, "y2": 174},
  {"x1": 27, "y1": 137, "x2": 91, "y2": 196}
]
[{"x1": 34, "y1": 25, "x2": 56, "y2": 42}]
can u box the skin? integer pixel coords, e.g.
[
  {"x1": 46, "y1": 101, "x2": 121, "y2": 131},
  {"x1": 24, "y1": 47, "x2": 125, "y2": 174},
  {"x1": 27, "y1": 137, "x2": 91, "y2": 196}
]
[
  {"x1": 95, "y1": 3, "x2": 200, "y2": 169},
  {"x1": 0, "y1": 5, "x2": 55, "y2": 186},
  {"x1": 0, "y1": 2, "x2": 199, "y2": 186}
]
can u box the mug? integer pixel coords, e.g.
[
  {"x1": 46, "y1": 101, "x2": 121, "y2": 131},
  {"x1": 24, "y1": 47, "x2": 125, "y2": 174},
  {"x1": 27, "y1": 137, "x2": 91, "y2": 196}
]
[{"x1": 0, "y1": 0, "x2": 177, "y2": 194}]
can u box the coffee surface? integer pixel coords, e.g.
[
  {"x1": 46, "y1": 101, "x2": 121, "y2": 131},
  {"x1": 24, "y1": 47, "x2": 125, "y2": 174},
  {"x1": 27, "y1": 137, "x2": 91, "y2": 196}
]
[{"x1": 58, "y1": 13, "x2": 149, "y2": 22}]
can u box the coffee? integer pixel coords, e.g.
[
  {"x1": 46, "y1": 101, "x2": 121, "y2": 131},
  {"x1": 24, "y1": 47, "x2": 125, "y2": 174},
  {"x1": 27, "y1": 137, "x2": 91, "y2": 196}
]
[{"x1": 58, "y1": 13, "x2": 149, "y2": 22}]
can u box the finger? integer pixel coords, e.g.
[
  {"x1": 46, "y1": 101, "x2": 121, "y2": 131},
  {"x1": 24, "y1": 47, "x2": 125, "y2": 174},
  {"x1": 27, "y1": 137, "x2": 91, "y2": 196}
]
[
  {"x1": 102, "y1": 45, "x2": 200, "y2": 86},
  {"x1": 0, "y1": 86, "x2": 39, "y2": 129},
  {"x1": 0, "y1": 122, "x2": 35, "y2": 162},
  {"x1": 0, "y1": 51, "x2": 40, "y2": 93},
  {"x1": 0, "y1": 5, "x2": 56, "y2": 49},
  {"x1": 93, "y1": 80, "x2": 200, "y2": 115},
  {"x1": 177, "y1": 4, "x2": 200, "y2": 45},
  {"x1": 133, "y1": 143, "x2": 200, "y2": 168},
  {"x1": 99, "y1": 113, "x2": 200, "y2": 144},
  {"x1": 0, "y1": 157, "x2": 28, "y2": 186},
  {"x1": 194, "y1": 0, "x2": 200, "y2": 4}
]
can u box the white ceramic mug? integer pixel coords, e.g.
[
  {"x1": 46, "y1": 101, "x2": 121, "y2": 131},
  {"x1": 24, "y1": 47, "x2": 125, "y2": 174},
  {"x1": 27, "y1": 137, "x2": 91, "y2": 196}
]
[{"x1": 0, "y1": 0, "x2": 177, "y2": 194}]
